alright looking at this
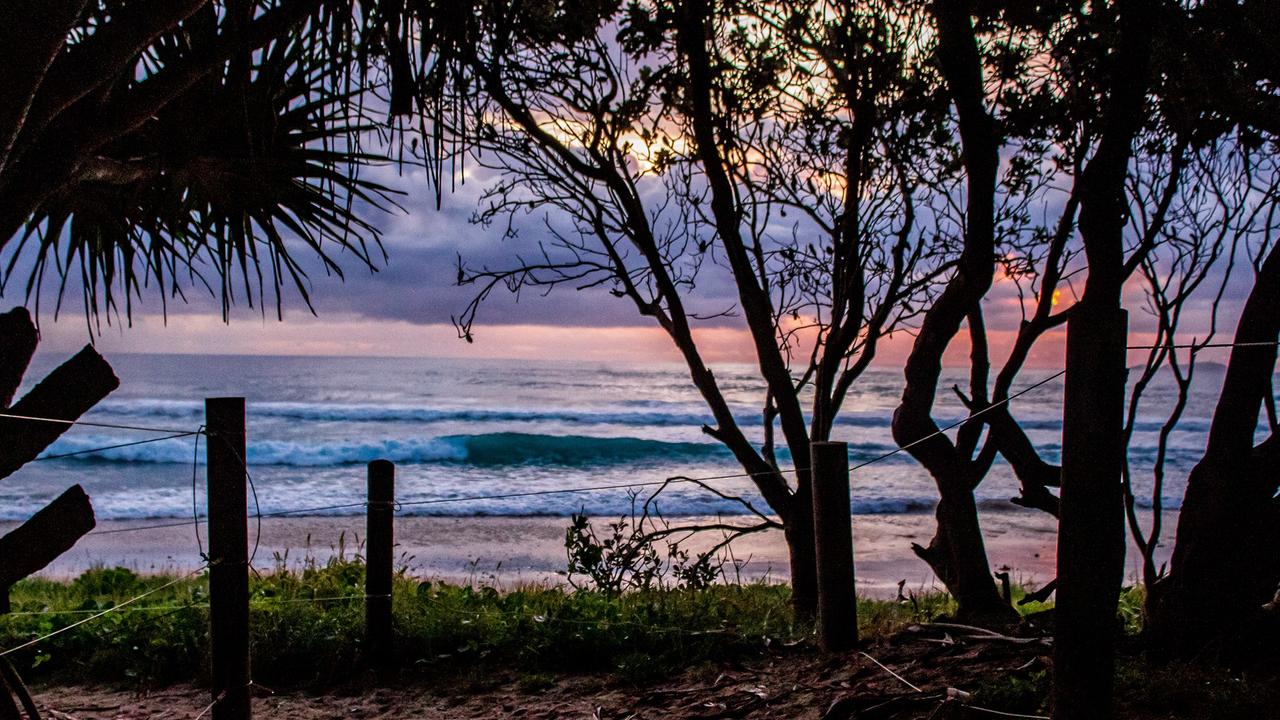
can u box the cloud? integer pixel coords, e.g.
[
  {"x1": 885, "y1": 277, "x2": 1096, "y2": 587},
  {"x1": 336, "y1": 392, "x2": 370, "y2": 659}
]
[{"x1": 5, "y1": 151, "x2": 1263, "y2": 372}]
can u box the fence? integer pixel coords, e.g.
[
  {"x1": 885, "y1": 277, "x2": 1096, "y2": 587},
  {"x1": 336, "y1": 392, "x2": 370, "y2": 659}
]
[{"x1": 0, "y1": 359, "x2": 1153, "y2": 720}]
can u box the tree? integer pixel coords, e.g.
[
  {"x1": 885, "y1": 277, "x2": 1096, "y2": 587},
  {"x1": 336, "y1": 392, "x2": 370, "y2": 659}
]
[
  {"x1": 0, "y1": 0, "x2": 416, "y2": 324},
  {"x1": 1138, "y1": 0, "x2": 1280, "y2": 658},
  {"x1": 1147, "y1": 147, "x2": 1280, "y2": 655},
  {"x1": 1120, "y1": 140, "x2": 1264, "y2": 601},
  {"x1": 446, "y1": 0, "x2": 952, "y2": 618}
]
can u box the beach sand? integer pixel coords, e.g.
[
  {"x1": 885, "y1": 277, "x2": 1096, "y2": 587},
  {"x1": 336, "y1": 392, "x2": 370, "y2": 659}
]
[{"x1": 11, "y1": 509, "x2": 1176, "y2": 598}]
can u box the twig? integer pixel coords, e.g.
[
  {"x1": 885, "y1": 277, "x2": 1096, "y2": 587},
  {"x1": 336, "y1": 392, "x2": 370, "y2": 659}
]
[
  {"x1": 858, "y1": 651, "x2": 922, "y2": 693},
  {"x1": 1019, "y1": 580, "x2": 1057, "y2": 606},
  {"x1": 909, "y1": 623, "x2": 1050, "y2": 646}
]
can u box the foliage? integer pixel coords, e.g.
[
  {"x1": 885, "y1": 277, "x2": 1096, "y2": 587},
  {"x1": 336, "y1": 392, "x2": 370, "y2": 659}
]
[
  {"x1": 562, "y1": 508, "x2": 730, "y2": 594},
  {"x1": 0, "y1": 561, "x2": 975, "y2": 689},
  {"x1": 10, "y1": 23, "x2": 397, "y2": 323},
  {"x1": 16, "y1": 563, "x2": 1268, "y2": 716},
  {"x1": 0, "y1": 0, "x2": 425, "y2": 324}
]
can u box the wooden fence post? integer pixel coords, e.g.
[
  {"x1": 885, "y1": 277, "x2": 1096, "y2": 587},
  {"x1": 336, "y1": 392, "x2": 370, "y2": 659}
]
[
  {"x1": 1053, "y1": 307, "x2": 1128, "y2": 719},
  {"x1": 811, "y1": 441, "x2": 858, "y2": 651},
  {"x1": 365, "y1": 459, "x2": 395, "y2": 668},
  {"x1": 207, "y1": 397, "x2": 250, "y2": 720}
]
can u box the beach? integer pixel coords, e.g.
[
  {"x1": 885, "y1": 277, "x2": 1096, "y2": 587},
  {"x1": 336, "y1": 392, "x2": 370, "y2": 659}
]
[
  {"x1": 5, "y1": 354, "x2": 1188, "y2": 598},
  {"x1": 15, "y1": 509, "x2": 1176, "y2": 598}
]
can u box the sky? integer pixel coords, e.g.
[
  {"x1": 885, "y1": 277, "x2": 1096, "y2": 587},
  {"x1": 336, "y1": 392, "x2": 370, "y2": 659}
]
[{"x1": 15, "y1": 158, "x2": 1250, "y2": 371}]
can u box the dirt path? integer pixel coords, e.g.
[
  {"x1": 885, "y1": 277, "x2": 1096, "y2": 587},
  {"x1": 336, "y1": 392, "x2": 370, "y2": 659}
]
[{"x1": 33, "y1": 635, "x2": 1054, "y2": 720}]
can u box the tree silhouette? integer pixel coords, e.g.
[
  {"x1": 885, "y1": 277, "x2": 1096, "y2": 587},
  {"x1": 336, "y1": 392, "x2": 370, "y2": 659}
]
[
  {"x1": 446, "y1": 0, "x2": 953, "y2": 618},
  {"x1": 0, "y1": 0, "x2": 416, "y2": 325}
]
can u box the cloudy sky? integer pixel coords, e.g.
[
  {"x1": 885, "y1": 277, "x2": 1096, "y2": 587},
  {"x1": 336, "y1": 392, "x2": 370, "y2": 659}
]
[{"x1": 18, "y1": 158, "x2": 1248, "y2": 370}]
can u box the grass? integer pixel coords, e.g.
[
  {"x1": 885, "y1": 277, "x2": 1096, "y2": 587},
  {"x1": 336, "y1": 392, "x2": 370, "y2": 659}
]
[
  {"x1": 7, "y1": 563, "x2": 1269, "y2": 720},
  {"x1": 0, "y1": 560, "x2": 952, "y2": 688}
]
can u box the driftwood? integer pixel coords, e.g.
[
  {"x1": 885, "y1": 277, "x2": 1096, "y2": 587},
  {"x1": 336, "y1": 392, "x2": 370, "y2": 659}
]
[
  {"x1": 0, "y1": 484, "x2": 96, "y2": 592},
  {"x1": 0, "y1": 344, "x2": 119, "y2": 479}
]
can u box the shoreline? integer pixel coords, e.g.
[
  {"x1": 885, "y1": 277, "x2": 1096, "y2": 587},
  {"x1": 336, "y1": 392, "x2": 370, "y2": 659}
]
[{"x1": 8, "y1": 509, "x2": 1176, "y2": 598}]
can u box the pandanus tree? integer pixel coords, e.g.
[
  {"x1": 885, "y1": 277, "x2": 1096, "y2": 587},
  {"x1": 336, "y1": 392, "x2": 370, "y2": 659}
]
[
  {"x1": 0, "y1": 2, "x2": 405, "y2": 705},
  {"x1": 0, "y1": 0, "x2": 410, "y2": 322}
]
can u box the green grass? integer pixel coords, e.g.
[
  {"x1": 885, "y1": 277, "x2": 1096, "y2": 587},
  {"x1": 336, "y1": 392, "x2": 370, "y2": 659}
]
[
  {"x1": 5, "y1": 565, "x2": 1272, "y2": 720},
  {"x1": 0, "y1": 563, "x2": 951, "y2": 688}
]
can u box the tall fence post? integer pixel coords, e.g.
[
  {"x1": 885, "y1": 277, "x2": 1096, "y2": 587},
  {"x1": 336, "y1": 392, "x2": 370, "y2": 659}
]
[
  {"x1": 1053, "y1": 307, "x2": 1128, "y2": 719},
  {"x1": 365, "y1": 459, "x2": 395, "y2": 668},
  {"x1": 811, "y1": 440, "x2": 858, "y2": 651},
  {"x1": 207, "y1": 397, "x2": 250, "y2": 720}
]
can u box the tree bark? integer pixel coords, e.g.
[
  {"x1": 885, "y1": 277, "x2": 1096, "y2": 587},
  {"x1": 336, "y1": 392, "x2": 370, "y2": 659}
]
[
  {"x1": 1050, "y1": 0, "x2": 1155, "y2": 713},
  {"x1": 670, "y1": 0, "x2": 820, "y2": 619},
  {"x1": 912, "y1": 482, "x2": 1018, "y2": 624},
  {"x1": 888, "y1": 0, "x2": 1015, "y2": 625},
  {"x1": 785, "y1": 483, "x2": 818, "y2": 621}
]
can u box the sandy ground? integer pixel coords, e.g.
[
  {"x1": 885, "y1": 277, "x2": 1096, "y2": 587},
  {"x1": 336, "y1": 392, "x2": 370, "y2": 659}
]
[{"x1": 7, "y1": 509, "x2": 1176, "y2": 598}]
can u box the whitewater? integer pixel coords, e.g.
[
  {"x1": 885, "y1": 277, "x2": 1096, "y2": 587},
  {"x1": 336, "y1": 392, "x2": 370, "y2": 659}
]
[{"x1": 4, "y1": 353, "x2": 1220, "y2": 522}]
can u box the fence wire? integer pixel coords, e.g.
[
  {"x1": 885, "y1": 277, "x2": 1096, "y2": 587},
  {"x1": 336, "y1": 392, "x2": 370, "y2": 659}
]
[
  {"x1": 1, "y1": 349, "x2": 1253, "y2": 717},
  {"x1": 0, "y1": 568, "x2": 207, "y2": 658}
]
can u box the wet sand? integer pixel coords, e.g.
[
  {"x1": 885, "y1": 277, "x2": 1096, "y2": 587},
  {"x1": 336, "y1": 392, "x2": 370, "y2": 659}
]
[{"x1": 7, "y1": 509, "x2": 1177, "y2": 598}]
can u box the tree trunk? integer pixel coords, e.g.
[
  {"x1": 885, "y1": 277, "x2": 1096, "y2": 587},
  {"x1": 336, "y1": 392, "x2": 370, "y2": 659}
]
[
  {"x1": 785, "y1": 487, "x2": 819, "y2": 622},
  {"x1": 1149, "y1": 242, "x2": 1280, "y2": 656},
  {"x1": 1150, "y1": 458, "x2": 1280, "y2": 657},
  {"x1": 886, "y1": 0, "x2": 1012, "y2": 627},
  {"x1": 912, "y1": 479, "x2": 1017, "y2": 625}
]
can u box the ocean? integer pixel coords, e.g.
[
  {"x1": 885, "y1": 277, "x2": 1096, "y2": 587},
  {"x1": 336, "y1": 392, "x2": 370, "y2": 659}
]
[{"x1": 4, "y1": 352, "x2": 1225, "y2": 522}]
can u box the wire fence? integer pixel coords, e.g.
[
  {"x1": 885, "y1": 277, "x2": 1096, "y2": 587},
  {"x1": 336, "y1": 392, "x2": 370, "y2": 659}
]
[
  {"x1": 0, "y1": 568, "x2": 206, "y2": 658},
  {"x1": 0, "y1": 361, "x2": 1111, "y2": 551},
  {"x1": 1, "y1": 342, "x2": 1274, "y2": 713},
  {"x1": 0, "y1": 365, "x2": 1074, "y2": 670}
]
